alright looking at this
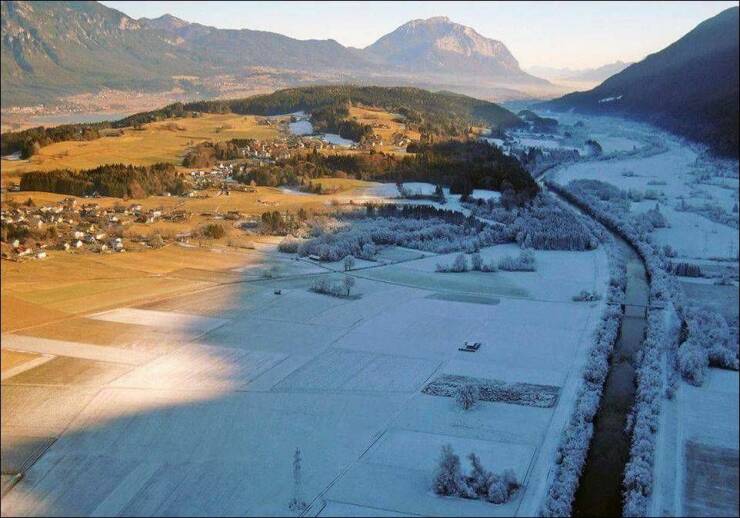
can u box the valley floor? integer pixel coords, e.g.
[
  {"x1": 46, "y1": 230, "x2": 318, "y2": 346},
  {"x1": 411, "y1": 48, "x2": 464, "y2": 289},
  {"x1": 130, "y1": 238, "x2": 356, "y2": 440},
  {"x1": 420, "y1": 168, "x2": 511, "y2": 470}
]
[{"x1": 1, "y1": 220, "x2": 609, "y2": 515}]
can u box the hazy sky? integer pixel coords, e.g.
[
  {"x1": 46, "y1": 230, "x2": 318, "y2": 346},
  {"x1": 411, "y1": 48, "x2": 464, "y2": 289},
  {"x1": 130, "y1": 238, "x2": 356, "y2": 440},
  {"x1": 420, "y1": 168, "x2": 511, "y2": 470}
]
[{"x1": 102, "y1": 1, "x2": 738, "y2": 69}]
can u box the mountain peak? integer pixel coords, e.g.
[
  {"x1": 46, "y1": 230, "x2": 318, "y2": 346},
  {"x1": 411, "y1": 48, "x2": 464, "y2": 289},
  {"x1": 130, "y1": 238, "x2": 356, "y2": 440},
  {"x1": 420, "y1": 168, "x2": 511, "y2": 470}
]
[
  {"x1": 409, "y1": 16, "x2": 451, "y2": 25},
  {"x1": 365, "y1": 16, "x2": 547, "y2": 85},
  {"x1": 140, "y1": 13, "x2": 191, "y2": 32}
]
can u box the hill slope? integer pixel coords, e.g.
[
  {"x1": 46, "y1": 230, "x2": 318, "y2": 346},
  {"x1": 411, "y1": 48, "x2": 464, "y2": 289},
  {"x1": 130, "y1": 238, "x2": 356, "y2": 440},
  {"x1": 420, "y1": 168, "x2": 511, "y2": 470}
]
[
  {"x1": 138, "y1": 15, "x2": 373, "y2": 71},
  {"x1": 542, "y1": 7, "x2": 739, "y2": 156},
  {"x1": 0, "y1": 1, "x2": 199, "y2": 106}
]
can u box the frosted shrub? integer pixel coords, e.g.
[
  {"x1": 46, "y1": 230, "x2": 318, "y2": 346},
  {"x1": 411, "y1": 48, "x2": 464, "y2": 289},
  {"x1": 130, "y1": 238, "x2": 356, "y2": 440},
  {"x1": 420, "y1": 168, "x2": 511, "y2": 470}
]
[
  {"x1": 498, "y1": 249, "x2": 536, "y2": 271},
  {"x1": 433, "y1": 446, "x2": 518, "y2": 505},
  {"x1": 486, "y1": 477, "x2": 509, "y2": 504},
  {"x1": 436, "y1": 253, "x2": 469, "y2": 273},
  {"x1": 480, "y1": 260, "x2": 498, "y2": 272},
  {"x1": 471, "y1": 253, "x2": 483, "y2": 271},
  {"x1": 456, "y1": 383, "x2": 480, "y2": 410},
  {"x1": 669, "y1": 261, "x2": 702, "y2": 277},
  {"x1": 677, "y1": 340, "x2": 708, "y2": 385},
  {"x1": 677, "y1": 305, "x2": 739, "y2": 385},
  {"x1": 572, "y1": 290, "x2": 601, "y2": 302},
  {"x1": 485, "y1": 469, "x2": 520, "y2": 504},
  {"x1": 452, "y1": 253, "x2": 468, "y2": 272},
  {"x1": 278, "y1": 237, "x2": 301, "y2": 253},
  {"x1": 433, "y1": 445, "x2": 470, "y2": 497},
  {"x1": 310, "y1": 277, "x2": 355, "y2": 298},
  {"x1": 634, "y1": 205, "x2": 669, "y2": 233},
  {"x1": 359, "y1": 242, "x2": 376, "y2": 259},
  {"x1": 661, "y1": 244, "x2": 677, "y2": 258}
]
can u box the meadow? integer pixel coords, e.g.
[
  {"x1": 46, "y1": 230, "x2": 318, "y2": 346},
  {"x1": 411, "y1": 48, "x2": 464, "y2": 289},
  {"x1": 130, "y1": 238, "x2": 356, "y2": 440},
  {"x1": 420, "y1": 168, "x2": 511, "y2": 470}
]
[{"x1": 0, "y1": 113, "x2": 280, "y2": 184}]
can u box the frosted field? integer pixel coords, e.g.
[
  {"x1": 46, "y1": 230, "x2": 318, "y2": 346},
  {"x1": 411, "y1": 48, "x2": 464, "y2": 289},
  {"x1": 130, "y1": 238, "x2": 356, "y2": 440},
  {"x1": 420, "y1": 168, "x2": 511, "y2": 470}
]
[
  {"x1": 288, "y1": 120, "x2": 313, "y2": 136},
  {"x1": 286, "y1": 117, "x2": 354, "y2": 146},
  {"x1": 549, "y1": 122, "x2": 739, "y2": 261},
  {"x1": 2, "y1": 241, "x2": 609, "y2": 516}
]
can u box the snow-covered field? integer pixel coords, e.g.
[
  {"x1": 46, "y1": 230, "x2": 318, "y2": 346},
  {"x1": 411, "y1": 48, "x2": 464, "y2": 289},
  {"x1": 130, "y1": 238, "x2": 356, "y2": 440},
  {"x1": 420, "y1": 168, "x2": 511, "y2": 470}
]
[
  {"x1": 550, "y1": 133, "x2": 738, "y2": 260},
  {"x1": 320, "y1": 133, "x2": 354, "y2": 147},
  {"x1": 288, "y1": 119, "x2": 313, "y2": 136},
  {"x1": 286, "y1": 117, "x2": 355, "y2": 147},
  {"x1": 2, "y1": 237, "x2": 609, "y2": 516}
]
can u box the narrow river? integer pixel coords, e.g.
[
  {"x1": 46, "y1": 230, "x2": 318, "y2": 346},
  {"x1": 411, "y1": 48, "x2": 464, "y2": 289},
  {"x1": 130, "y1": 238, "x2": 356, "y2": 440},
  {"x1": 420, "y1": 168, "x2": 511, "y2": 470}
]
[
  {"x1": 573, "y1": 239, "x2": 649, "y2": 517},
  {"x1": 542, "y1": 175, "x2": 650, "y2": 516}
]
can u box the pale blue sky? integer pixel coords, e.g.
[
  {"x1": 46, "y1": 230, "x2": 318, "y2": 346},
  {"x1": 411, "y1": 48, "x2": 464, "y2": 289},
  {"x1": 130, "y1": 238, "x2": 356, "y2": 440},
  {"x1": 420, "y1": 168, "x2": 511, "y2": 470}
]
[{"x1": 102, "y1": 1, "x2": 738, "y2": 69}]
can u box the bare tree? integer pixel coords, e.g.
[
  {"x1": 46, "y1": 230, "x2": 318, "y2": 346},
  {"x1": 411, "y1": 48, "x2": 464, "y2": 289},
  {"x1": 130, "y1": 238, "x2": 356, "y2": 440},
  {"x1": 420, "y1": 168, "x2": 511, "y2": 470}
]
[{"x1": 343, "y1": 275, "x2": 355, "y2": 296}]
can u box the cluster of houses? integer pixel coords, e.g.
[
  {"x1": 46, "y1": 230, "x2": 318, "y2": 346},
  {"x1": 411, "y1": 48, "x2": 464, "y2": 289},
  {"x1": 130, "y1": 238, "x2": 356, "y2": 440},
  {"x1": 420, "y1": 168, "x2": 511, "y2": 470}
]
[{"x1": 0, "y1": 197, "x2": 193, "y2": 261}]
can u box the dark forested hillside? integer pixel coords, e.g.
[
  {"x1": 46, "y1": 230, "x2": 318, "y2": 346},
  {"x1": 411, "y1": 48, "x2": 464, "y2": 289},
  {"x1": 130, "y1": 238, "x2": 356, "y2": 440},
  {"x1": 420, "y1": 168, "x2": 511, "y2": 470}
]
[
  {"x1": 542, "y1": 7, "x2": 739, "y2": 156},
  {"x1": 238, "y1": 140, "x2": 539, "y2": 197},
  {"x1": 19, "y1": 163, "x2": 186, "y2": 198},
  {"x1": 183, "y1": 86, "x2": 524, "y2": 133},
  {"x1": 1, "y1": 86, "x2": 523, "y2": 157}
]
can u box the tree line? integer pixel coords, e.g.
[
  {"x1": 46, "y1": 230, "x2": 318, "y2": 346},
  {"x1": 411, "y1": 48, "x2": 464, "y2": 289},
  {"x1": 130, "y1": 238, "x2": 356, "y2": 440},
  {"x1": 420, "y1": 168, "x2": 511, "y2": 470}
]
[
  {"x1": 235, "y1": 140, "x2": 538, "y2": 197},
  {"x1": 20, "y1": 163, "x2": 186, "y2": 198}
]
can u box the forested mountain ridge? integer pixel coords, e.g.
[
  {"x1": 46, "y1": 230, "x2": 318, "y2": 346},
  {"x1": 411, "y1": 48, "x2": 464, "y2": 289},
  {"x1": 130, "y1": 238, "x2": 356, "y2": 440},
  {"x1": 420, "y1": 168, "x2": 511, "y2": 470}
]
[{"x1": 541, "y1": 7, "x2": 739, "y2": 156}]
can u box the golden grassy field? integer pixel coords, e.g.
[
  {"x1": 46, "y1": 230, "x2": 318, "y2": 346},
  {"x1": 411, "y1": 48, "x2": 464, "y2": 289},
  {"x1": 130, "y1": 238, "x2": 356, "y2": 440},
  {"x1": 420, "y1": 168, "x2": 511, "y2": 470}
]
[
  {"x1": 0, "y1": 113, "x2": 280, "y2": 183},
  {"x1": 0, "y1": 104, "x2": 390, "y2": 340},
  {"x1": 1, "y1": 176, "x2": 378, "y2": 337},
  {"x1": 348, "y1": 106, "x2": 420, "y2": 154},
  {"x1": 3, "y1": 177, "x2": 373, "y2": 215},
  {"x1": 0, "y1": 245, "x2": 254, "y2": 332}
]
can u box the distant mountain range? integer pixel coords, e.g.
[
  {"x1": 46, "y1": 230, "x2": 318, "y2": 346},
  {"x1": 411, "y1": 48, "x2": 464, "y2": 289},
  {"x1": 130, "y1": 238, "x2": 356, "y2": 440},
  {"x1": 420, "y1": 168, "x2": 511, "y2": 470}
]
[
  {"x1": 527, "y1": 61, "x2": 632, "y2": 83},
  {"x1": 541, "y1": 7, "x2": 739, "y2": 156},
  {"x1": 0, "y1": 2, "x2": 556, "y2": 108}
]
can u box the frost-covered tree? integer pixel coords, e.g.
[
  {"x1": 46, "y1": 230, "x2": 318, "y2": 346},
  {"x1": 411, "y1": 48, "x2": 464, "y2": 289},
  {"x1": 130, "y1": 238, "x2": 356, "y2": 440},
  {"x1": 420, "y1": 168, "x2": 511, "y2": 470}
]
[
  {"x1": 343, "y1": 255, "x2": 355, "y2": 271},
  {"x1": 456, "y1": 384, "x2": 479, "y2": 410},
  {"x1": 452, "y1": 253, "x2": 469, "y2": 272},
  {"x1": 466, "y1": 453, "x2": 492, "y2": 497},
  {"x1": 433, "y1": 445, "x2": 470, "y2": 497},
  {"x1": 677, "y1": 305, "x2": 738, "y2": 385},
  {"x1": 342, "y1": 275, "x2": 355, "y2": 296},
  {"x1": 498, "y1": 249, "x2": 536, "y2": 271}
]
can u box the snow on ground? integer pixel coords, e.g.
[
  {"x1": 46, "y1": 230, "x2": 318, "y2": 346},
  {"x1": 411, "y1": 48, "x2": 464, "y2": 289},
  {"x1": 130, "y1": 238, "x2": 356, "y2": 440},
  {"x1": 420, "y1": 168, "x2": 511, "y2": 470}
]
[
  {"x1": 549, "y1": 119, "x2": 739, "y2": 261},
  {"x1": 285, "y1": 117, "x2": 354, "y2": 147},
  {"x1": 2, "y1": 238, "x2": 609, "y2": 516},
  {"x1": 89, "y1": 308, "x2": 227, "y2": 334},
  {"x1": 358, "y1": 182, "x2": 500, "y2": 208},
  {"x1": 288, "y1": 119, "x2": 313, "y2": 135},
  {"x1": 541, "y1": 111, "x2": 739, "y2": 517},
  {"x1": 654, "y1": 368, "x2": 739, "y2": 516},
  {"x1": 321, "y1": 133, "x2": 354, "y2": 147}
]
